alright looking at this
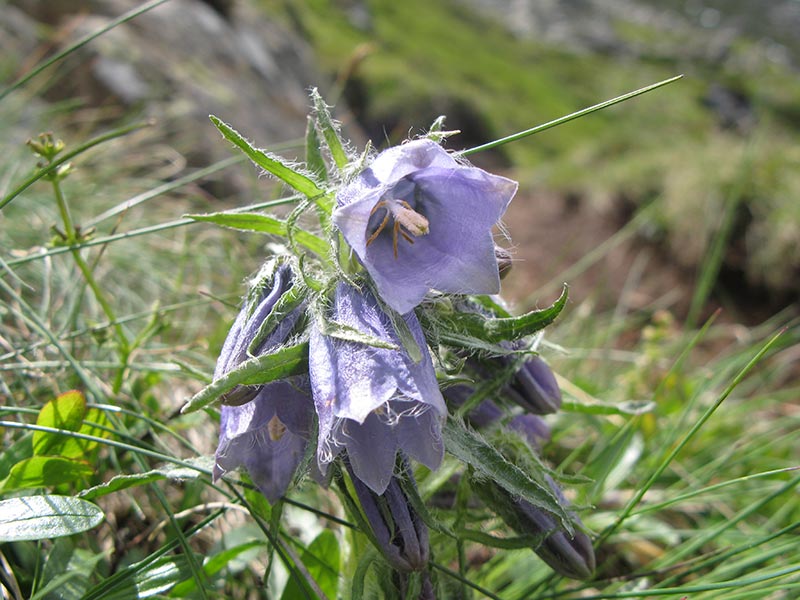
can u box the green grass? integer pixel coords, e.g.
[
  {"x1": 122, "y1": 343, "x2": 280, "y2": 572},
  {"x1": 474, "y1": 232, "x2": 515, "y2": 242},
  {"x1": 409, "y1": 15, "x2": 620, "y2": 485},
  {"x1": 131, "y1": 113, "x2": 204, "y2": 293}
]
[{"x1": 1, "y1": 2, "x2": 799, "y2": 599}]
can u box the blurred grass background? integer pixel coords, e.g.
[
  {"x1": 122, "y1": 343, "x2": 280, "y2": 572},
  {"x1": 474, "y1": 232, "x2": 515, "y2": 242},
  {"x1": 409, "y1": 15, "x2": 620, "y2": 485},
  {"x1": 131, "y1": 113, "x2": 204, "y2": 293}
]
[{"x1": 1, "y1": 0, "x2": 799, "y2": 598}]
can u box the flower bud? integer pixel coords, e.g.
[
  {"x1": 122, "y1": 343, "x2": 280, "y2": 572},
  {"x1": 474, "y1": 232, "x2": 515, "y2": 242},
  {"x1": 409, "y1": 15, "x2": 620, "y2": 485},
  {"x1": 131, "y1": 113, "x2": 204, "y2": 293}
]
[
  {"x1": 442, "y1": 383, "x2": 503, "y2": 429},
  {"x1": 506, "y1": 355, "x2": 562, "y2": 414},
  {"x1": 475, "y1": 474, "x2": 595, "y2": 580},
  {"x1": 347, "y1": 461, "x2": 430, "y2": 572},
  {"x1": 508, "y1": 413, "x2": 551, "y2": 451}
]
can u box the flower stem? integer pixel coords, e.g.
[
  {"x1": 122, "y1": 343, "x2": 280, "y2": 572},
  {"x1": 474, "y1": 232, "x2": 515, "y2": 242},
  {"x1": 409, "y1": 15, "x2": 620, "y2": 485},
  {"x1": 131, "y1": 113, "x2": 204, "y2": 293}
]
[{"x1": 50, "y1": 177, "x2": 131, "y2": 391}]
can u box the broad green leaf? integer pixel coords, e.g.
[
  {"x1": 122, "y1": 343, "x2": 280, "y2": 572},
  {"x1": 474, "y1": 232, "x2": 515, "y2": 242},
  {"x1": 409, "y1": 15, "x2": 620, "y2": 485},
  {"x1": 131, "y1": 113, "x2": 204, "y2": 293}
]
[
  {"x1": 0, "y1": 495, "x2": 104, "y2": 541},
  {"x1": 280, "y1": 529, "x2": 340, "y2": 600},
  {"x1": 311, "y1": 88, "x2": 349, "y2": 171},
  {"x1": 442, "y1": 419, "x2": 573, "y2": 532},
  {"x1": 435, "y1": 286, "x2": 568, "y2": 346},
  {"x1": 0, "y1": 456, "x2": 93, "y2": 492},
  {"x1": 79, "y1": 460, "x2": 206, "y2": 500},
  {"x1": 33, "y1": 390, "x2": 112, "y2": 459},
  {"x1": 33, "y1": 390, "x2": 86, "y2": 456},
  {"x1": 181, "y1": 342, "x2": 309, "y2": 414},
  {"x1": 187, "y1": 212, "x2": 329, "y2": 259},
  {"x1": 210, "y1": 115, "x2": 325, "y2": 200}
]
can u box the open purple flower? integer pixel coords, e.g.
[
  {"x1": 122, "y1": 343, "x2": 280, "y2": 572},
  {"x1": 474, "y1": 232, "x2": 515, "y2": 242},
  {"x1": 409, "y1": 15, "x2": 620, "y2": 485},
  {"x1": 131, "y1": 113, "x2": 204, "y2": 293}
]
[
  {"x1": 310, "y1": 282, "x2": 446, "y2": 494},
  {"x1": 333, "y1": 139, "x2": 517, "y2": 314},
  {"x1": 212, "y1": 261, "x2": 312, "y2": 502}
]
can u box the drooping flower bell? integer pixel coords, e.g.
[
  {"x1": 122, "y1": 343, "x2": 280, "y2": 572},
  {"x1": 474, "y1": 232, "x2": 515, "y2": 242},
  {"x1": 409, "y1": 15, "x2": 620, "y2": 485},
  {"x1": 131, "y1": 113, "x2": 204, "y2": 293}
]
[
  {"x1": 345, "y1": 458, "x2": 430, "y2": 573},
  {"x1": 212, "y1": 260, "x2": 314, "y2": 503},
  {"x1": 333, "y1": 139, "x2": 518, "y2": 314},
  {"x1": 309, "y1": 282, "x2": 446, "y2": 494}
]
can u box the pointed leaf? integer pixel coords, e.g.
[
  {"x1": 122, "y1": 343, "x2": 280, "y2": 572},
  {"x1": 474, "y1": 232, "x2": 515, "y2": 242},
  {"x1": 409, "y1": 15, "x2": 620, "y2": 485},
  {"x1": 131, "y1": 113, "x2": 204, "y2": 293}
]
[
  {"x1": 187, "y1": 212, "x2": 329, "y2": 259},
  {"x1": 0, "y1": 495, "x2": 104, "y2": 541},
  {"x1": 305, "y1": 115, "x2": 328, "y2": 181},
  {"x1": 181, "y1": 342, "x2": 309, "y2": 414},
  {"x1": 311, "y1": 88, "x2": 349, "y2": 170},
  {"x1": 439, "y1": 286, "x2": 568, "y2": 346},
  {"x1": 442, "y1": 419, "x2": 573, "y2": 532},
  {"x1": 79, "y1": 459, "x2": 207, "y2": 500},
  {"x1": 0, "y1": 456, "x2": 93, "y2": 492},
  {"x1": 210, "y1": 115, "x2": 325, "y2": 200}
]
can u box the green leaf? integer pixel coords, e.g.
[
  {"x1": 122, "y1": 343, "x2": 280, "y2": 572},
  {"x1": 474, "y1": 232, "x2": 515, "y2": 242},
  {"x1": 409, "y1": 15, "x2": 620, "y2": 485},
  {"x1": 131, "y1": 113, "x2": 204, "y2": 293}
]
[
  {"x1": 79, "y1": 459, "x2": 207, "y2": 500},
  {"x1": 187, "y1": 212, "x2": 329, "y2": 259},
  {"x1": 0, "y1": 433, "x2": 33, "y2": 480},
  {"x1": 280, "y1": 529, "x2": 340, "y2": 600},
  {"x1": 311, "y1": 88, "x2": 349, "y2": 171},
  {"x1": 33, "y1": 390, "x2": 86, "y2": 456},
  {"x1": 181, "y1": 342, "x2": 309, "y2": 414},
  {"x1": 305, "y1": 115, "x2": 328, "y2": 181},
  {"x1": 442, "y1": 419, "x2": 573, "y2": 532},
  {"x1": 562, "y1": 399, "x2": 655, "y2": 416},
  {"x1": 210, "y1": 115, "x2": 325, "y2": 200},
  {"x1": 320, "y1": 319, "x2": 399, "y2": 350},
  {"x1": 33, "y1": 390, "x2": 112, "y2": 459},
  {"x1": 0, "y1": 495, "x2": 104, "y2": 541},
  {"x1": 0, "y1": 456, "x2": 93, "y2": 492},
  {"x1": 436, "y1": 286, "x2": 568, "y2": 347}
]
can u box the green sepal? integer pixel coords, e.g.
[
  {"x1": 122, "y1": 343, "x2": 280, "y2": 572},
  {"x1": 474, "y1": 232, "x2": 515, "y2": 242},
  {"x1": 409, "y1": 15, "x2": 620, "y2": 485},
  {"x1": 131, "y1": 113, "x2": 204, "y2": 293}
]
[
  {"x1": 210, "y1": 115, "x2": 327, "y2": 204},
  {"x1": 442, "y1": 418, "x2": 573, "y2": 532},
  {"x1": 187, "y1": 211, "x2": 329, "y2": 260},
  {"x1": 311, "y1": 88, "x2": 349, "y2": 171},
  {"x1": 305, "y1": 115, "x2": 328, "y2": 182},
  {"x1": 180, "y1": 342, "x2": 309, "y2": 414}
]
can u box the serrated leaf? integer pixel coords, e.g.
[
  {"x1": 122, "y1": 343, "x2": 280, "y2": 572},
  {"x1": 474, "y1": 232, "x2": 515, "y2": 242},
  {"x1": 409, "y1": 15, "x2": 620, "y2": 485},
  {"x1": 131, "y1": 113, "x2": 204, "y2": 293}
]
[
  {"x1": 187, "y1": 212, "x2": 329, "y2": 259},
  {"x1": 442, "y1": 419, "x2": 573, "y2": 532},
  {"x1": 280, "y1": 529, "x2": 340, "y2": 600},
  {"x1": 305, "y1": 115, "x2": 328, "y2": 181},
  {"x1": 181, "y1": 342, "x2": 309, "y2": 414},
  {"x1": 0, "y1": 495, "x2": 104, "y2": 541},
  {"x1": 0, "y1": 456, "x2": 93, "y2": 492},
  {"x1": 79, "y1": 460, "x2": 206, "y2": 500},
  {"x1": 210, "y1": 115, "x2": 326, "y2": 201},
  {"x1": 437, "y1": 286, "x2": 568, "y2": 347},
  {"x1": 311, "y1": 88, "x2": 349, "y2": 171}
]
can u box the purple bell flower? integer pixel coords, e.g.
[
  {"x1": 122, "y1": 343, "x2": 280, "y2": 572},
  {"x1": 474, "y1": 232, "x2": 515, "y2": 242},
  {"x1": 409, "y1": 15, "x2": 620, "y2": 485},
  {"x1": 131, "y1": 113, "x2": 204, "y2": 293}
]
[
  {"x1": 213, "y1": 261, "x2": 313, "y2": 502},
  {"x1": 333, "y1": 139, "x2": 517, "y2": 314},
  {"x1": 346, "y1": 460, "x2": 430, "y2": 573},
  {"x1": 506, "y1": 355, "x2": 562, "y2": 415},
  {"x1": 310, "y1": 283, "x2": 446, "y2": 494}
]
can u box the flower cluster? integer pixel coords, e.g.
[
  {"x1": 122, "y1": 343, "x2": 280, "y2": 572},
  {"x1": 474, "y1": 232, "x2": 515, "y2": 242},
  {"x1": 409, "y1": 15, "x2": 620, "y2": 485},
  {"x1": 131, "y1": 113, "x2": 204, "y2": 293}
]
[{"x1": 193, "y1": 99, "x2": 595, "y2": 594}]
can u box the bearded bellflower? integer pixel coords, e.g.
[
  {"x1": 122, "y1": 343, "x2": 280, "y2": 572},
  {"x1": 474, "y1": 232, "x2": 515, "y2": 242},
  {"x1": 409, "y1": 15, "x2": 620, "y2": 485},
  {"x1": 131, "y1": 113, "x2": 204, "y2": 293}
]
[
  {"x1": 213, "y1": 261, "x2": 314, "y2": 503},
  {"x1": 310, "y1": 282, "x2": 446, "y2": 494},
  {"x1": 333, "y1": 139, "x2": 518, "y2": 314}
]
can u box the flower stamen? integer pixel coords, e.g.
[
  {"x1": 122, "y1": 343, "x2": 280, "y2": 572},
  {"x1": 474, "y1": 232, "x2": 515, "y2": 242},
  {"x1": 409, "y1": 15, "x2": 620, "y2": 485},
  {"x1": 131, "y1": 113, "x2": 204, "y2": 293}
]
[
  {"x1": 267, "y1": 414, "x2": 287, "y2": 441},
  {"x1": 366, "y1": 199, "x2": 430, "y2": 258}
]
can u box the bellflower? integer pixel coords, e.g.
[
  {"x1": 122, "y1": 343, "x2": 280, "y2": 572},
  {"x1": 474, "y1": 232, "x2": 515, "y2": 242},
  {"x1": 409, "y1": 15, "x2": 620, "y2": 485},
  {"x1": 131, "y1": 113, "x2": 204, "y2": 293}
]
[
  {"x1": 346, "y1": 459, "x2": 430, "y2": 573},
  {"x1": 310, "y1": 282, "x2": 446, "y2": 494},
  {"x1": 333, "y1": 139, "x2": 518, "y2": 314},
  {"x1": 212, "y1": 261, "x2": 312, "y2": 502}
]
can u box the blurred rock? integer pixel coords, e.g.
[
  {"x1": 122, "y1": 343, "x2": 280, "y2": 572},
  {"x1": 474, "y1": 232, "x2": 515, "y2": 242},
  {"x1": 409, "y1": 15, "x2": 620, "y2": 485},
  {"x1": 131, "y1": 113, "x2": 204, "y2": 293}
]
[{"x1": 6, "y1": 0, "x2": 357, "y2": 195}]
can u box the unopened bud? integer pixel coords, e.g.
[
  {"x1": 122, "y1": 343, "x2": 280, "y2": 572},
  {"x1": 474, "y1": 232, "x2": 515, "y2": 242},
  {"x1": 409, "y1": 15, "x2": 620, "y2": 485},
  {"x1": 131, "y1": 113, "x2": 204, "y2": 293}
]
[
  {"x1": 347, "y1": 461, "x2": 430, "y2": 572},
  {"x1": 506, "y1": 355, "x2": 562, "y2": 414}
]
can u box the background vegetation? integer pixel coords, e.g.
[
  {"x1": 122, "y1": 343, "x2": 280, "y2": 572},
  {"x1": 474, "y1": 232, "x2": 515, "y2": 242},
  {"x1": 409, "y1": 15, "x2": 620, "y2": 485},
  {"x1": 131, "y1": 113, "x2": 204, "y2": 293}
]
[{"x1": 1, "y1": 0, "x2": 798, "y2": 598}]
